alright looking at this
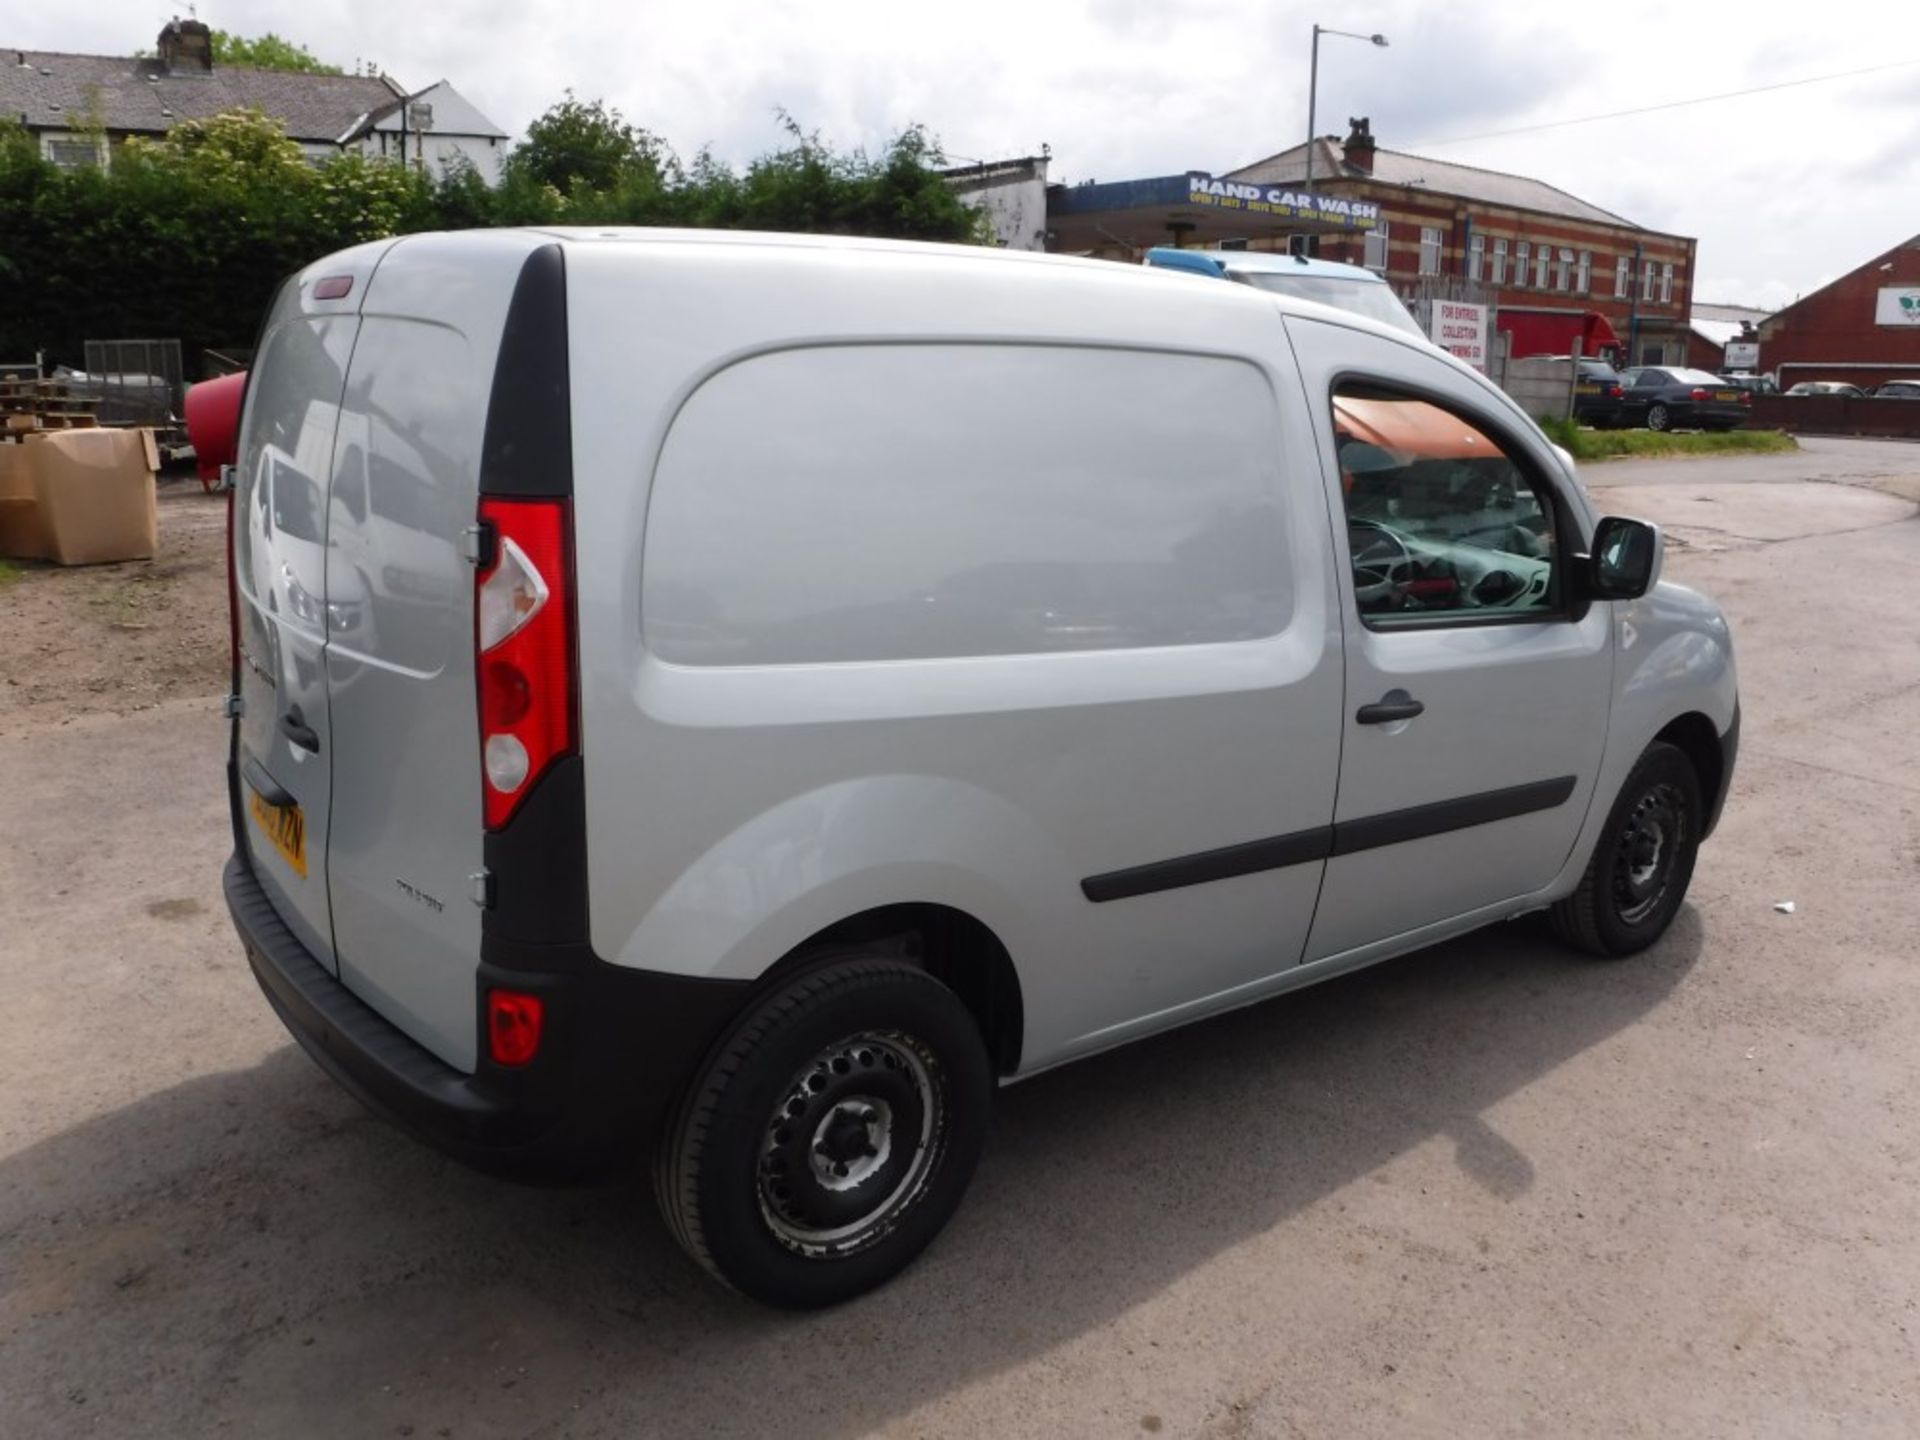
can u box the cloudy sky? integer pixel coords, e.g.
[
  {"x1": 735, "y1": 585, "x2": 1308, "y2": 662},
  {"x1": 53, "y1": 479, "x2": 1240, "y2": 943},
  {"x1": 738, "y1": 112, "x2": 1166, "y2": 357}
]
[{"x1": 20, "y1": 0, "x2": 1920, "y2": 307}]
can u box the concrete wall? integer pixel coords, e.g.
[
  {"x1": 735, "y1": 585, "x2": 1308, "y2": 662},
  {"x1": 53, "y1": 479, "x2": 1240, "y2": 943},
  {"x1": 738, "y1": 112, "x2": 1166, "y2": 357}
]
[
  {"x1": 946, "y1": 159, "x2": 1049, "y2": 250},
  {"x1": 1501, "y1": 355, "x2": 1578, "y2": 422}
]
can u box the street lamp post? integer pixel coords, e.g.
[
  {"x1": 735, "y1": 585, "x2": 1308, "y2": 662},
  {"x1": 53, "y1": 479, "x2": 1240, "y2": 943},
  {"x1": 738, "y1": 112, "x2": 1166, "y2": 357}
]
[{"x1": 1303, "y1": 25, "x2": 1389, "y2": 208}]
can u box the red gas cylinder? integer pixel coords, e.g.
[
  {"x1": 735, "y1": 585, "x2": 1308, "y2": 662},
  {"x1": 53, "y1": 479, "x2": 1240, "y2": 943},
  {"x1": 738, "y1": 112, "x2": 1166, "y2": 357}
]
[{"x1": 184, "y1": 370, "x2": 246, "y2": 489}]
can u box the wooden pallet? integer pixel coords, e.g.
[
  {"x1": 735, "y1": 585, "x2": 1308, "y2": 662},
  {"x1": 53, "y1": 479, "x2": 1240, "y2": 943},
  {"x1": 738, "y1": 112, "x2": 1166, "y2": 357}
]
[{"x1": 4, "y1": 411, "x2": 100, "y2": 433}]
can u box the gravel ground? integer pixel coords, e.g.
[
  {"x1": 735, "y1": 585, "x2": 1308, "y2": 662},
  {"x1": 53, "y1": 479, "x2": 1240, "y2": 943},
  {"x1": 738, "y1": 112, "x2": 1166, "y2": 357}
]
[{"x1": 1, "y1": 441, "x2": 1916, "y2": 1439}]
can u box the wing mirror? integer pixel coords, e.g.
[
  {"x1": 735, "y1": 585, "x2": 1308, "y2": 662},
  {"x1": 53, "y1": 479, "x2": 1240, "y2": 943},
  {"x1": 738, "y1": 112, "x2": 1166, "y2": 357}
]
[{"x1": 1585, "y1": 516, "x2": 1662, "y2": 601}]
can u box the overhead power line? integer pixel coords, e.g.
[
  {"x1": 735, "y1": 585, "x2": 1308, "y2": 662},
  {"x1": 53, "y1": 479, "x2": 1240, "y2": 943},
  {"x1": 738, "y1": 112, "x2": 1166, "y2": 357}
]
[{"x1": 1410, "y1": 59, "x2": 1920, "y2": 148}]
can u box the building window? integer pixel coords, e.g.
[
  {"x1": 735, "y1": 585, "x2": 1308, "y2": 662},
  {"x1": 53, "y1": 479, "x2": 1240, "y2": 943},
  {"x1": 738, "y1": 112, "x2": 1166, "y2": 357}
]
[
  {"x1": 1492, "y1": 238, "x2": 1508, "y2": 285},
  {"x1": 1641, "y1": 259, "x2": 1656, "y2": 302},
  {"x1": 1641, "y1": 343, "x2": 1665, "y2": 366},
  {"x1": 1660, "y1": 261, "x2": 1674, "y2": 303},
  {"x1": 1363, "y1": 221, "x2": 1389, "y2": 273},
  {"x1": 45, "y1": 136, "x2": 105, "y2": 170},
  {"x1": 1615, "y1": 256, "x2": 1630, "y2": 298},
  {"x1": 1419, "y1": 226, "x2": 1442, "y2": 276},
  {"x1": 1467, "y1": 234, "x2": 1484, "y2": 283},
  {"x1": 1217, "y1": 238, "x2": 1249, "y2": 252},
  {"x1": 1514, "y1": 241, "x2": 1530, "y2": 288},
  {"x1": 1535, "y1": 245, "x2": 1551, "y2": 289},
  {"x1": 1577, "y1": 251, "x2": 1592, "y2": 293},
  {"x1": 1287, "y1": 234, "x2": 1320, "y2": 258},
  {"x1": 1555, "y1": 249, "x2": 1572, "y2": 292}
]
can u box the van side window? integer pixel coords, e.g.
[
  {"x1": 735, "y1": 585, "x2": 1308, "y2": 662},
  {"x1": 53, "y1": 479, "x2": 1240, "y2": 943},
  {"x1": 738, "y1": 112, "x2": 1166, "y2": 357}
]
[
  {"x1": 1331, "y1": 384, "x2": 1559, "y2": 624},
  {"x1": 644, "y1": 345, "x2": 1292, "y2": 665}
]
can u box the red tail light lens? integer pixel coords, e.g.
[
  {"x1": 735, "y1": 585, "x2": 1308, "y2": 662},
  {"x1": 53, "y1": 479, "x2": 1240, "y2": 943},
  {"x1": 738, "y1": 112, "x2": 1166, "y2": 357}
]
[
  {"x1": 487, "y1": 988, "x2": 545, "y2": 1066},
  {"x1": 475, "y1": 498, "x2": 575, "y2": 830},
  {"x1": 1690, "y1": 388, "x2": 1710, "y2": 402}
]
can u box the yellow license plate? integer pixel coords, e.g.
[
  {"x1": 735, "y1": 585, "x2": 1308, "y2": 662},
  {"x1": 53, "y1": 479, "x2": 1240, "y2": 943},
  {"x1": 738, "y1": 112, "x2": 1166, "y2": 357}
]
[
  {"x1": 249, "y1": 786, "x2": 308, "y2": 877},
  {"x1": 1575, "y1": 383, "x2": 1600, "y2": 395},
  {"x1": 1715, "y1": 391, "x2": 1738, "y2": 402}
]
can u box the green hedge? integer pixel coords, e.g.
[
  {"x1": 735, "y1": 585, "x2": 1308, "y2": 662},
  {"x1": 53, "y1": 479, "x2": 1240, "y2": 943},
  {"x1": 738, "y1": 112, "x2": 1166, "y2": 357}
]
[
  {"x1": 0, "y1": 106, "x2": 986, "y2": 369},
  {"x1": 1538, "y1": 418, "x2": 1799, "y2": 461}
]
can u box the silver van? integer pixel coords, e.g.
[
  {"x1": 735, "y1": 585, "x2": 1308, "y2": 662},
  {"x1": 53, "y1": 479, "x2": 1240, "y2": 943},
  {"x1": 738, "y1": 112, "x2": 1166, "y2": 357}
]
[{"x1": 222, "y1": 229, "x2": 1738, "y2": 1308}]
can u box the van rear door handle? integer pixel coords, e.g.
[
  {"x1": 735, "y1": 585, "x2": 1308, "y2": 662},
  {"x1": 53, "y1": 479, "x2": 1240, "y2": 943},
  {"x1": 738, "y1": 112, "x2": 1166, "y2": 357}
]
[
  {"x1": 1356, "y1": 691, "x2": 1424, "y2": 725},
  {"x1": 280, "y1": 707, "x2": 321, "y2": 753}
]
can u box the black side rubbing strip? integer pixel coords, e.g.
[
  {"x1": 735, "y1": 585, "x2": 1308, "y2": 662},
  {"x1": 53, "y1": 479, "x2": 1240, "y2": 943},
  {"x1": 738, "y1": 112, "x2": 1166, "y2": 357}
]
[
  {"x1": 479, "y1": 243, "x2": 571, "y2": 498},
  {"x1": 1080, "y1": 776, "x2": 1579, "y2": 903},
  {"x1": 1330, "y1": 776, "x2": 1577, "y2": 856},
  {"x1": 1080, "y1": 828, "x2": 1332, "y2": 903}
]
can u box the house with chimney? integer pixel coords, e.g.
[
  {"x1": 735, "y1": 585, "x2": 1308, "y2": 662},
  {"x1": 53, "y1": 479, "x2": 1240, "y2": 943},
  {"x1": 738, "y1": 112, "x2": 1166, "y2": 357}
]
[
  {"x1": 3, "y1": 19, "x2": 509, "y2": 181},
  {"x1": 1046, "y1": 118, "x2": 1698, "y2": 368}
]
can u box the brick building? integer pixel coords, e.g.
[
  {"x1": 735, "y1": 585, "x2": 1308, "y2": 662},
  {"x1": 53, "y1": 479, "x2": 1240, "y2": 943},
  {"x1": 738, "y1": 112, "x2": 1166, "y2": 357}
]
[
  {"x1": 1222, "y1": 120, "x2": 1697, "y2": 367},
  {"x1": 1756, "y1": 234, "x2": 1920, "y2": 389}
]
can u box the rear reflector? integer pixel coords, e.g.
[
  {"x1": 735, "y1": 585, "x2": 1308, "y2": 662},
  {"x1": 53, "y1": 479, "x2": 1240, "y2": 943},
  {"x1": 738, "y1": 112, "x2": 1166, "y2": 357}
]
[
  {"x1": 476, "y1": 498, "x2": 575, "y2": 830},
  {"x1": 487, "y1": 989, "x2": 545, "y2": 1066}
]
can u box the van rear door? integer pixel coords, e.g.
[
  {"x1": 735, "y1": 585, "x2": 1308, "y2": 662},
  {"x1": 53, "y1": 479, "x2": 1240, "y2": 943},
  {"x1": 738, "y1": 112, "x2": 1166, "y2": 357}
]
[
  {"x1": 231, "y1": 274, "x2": 370, "y2": 970},
  {"x1": 321, "y1": 235, "x2": 553, "y2": 1074}
]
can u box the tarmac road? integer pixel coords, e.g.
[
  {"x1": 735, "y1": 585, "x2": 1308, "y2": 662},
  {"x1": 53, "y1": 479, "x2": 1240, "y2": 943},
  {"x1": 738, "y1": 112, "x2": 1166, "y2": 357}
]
[{"x1": 2, "y1": 440, "x2": 1916, "y2": 1438}]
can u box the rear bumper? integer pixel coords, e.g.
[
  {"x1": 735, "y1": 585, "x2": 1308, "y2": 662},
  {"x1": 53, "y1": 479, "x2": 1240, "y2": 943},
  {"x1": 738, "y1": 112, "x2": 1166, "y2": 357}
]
[{"x1": 225, "y1": 847, "x2": 748, "y2": 1181}]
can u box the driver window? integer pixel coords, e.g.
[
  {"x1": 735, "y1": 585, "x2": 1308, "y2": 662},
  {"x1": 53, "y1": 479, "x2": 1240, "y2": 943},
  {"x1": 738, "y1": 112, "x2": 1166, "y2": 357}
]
[{"x1": 1332, "y1": 383, "x2": 1560, "y2": 624}]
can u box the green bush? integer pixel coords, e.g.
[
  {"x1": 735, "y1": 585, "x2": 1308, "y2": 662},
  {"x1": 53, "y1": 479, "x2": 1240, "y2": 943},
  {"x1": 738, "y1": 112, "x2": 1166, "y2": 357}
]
[{"x1": 0, "y1": 103, "x2": 987, "y2": 368}]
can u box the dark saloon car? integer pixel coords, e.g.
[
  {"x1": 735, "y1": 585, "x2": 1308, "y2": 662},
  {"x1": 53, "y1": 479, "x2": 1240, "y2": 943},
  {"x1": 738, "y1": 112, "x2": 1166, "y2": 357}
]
[
  {"x1": 1531, "y1": 355, "x2": 1628, "y2": 427},
  {"x1": 1618, "y1": 367, "x2": 1751, "y2": 431}
]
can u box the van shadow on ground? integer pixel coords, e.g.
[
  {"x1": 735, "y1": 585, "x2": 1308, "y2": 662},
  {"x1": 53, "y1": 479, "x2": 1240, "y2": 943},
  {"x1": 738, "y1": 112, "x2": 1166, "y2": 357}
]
[{"x1": 0, "y1": 912, "x2": 1700, "y2": 1439}]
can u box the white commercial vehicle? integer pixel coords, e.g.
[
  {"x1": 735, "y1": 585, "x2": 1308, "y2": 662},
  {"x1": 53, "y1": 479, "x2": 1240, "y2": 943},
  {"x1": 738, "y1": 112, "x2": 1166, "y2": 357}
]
[{"x1": 221, "y1": 229, "x2": 1739, "y2": 1307}]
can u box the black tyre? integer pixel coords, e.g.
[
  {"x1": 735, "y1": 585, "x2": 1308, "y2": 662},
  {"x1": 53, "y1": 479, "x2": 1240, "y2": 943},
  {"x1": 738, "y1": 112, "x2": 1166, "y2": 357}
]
[
  {"x1": 1646, "y1": 403, "x2": 1671, "y2": 432},
  {"x1": 1552, "y1": 741, "x2": 1702, "y2": 957},
  {"x1": 655, "y1": 955, "x2": 992, "y2": 1308}
]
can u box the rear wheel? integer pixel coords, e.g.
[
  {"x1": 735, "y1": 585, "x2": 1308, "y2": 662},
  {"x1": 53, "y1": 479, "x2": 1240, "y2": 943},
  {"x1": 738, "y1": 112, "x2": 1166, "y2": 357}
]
[
  {"x1": 1552, "y1": 742, "x2": 1701, "y2": 957},
  {"x1": 1646, "y1": 403, "x2": 1672, "y2": 432},
  {"x1": 655, "y1": 955, "x2": 992, "y2": 1308}
]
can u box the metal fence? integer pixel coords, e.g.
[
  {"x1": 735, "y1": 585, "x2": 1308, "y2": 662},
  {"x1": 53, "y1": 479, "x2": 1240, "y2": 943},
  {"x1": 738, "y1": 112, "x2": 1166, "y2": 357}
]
[{"x1": 78, "y1": 339, "x2": 185, "y2": 426}]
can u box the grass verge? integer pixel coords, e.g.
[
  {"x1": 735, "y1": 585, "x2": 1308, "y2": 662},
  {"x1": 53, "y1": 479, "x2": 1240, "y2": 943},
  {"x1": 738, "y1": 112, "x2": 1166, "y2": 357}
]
[
  {"x1": 0, "y1": 559, "x2": 20, "y2": 587},
  {"x1": 1538, "y1": 418, "x2": 1798, "y2": 461}
]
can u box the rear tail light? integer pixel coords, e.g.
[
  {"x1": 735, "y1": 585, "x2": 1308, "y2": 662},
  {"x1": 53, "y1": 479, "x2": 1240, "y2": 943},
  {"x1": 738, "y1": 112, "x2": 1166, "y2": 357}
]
[
  {"x1": 1690, "y1": 388, "x2": 1710, "y2": 402},
  {"x1": 487, "y1": 988, "x2": 545, "y2": 1066},
  {"x1": 1741, "y1": 390, "x2": 1753, "y2": 405},
  {"x1": 1608, "y1": 384, "x2": 1622, "y2": 398},
  {"x1": 475, "y1": 498, "x2": 575, "y2": 830}
]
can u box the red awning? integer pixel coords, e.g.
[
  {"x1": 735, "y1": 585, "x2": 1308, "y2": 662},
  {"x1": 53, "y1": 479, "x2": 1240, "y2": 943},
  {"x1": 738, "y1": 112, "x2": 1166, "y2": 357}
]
[{"x1": 1499, "y1": 310, "x2": 1622, "y2": 360}]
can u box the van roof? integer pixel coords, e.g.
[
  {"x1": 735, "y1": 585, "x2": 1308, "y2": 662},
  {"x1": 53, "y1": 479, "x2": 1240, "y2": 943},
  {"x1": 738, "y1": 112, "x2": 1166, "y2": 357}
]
[
  {"x1": 383, "y1": 225, "x2": 1452, "y2": 360},
  {"x1": 1144, "y1": 246, "x2": 1392, "y2": 284}
]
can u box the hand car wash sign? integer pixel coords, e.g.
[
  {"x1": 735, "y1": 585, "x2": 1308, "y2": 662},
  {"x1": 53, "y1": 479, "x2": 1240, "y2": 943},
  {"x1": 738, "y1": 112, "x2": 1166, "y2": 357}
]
[
  {"x1": 1429, "y1": 301, "x2": 1490, "y2": 372},
  {"x1": 1185, "y1": 174, "x2": 1380, "y2": 228}
]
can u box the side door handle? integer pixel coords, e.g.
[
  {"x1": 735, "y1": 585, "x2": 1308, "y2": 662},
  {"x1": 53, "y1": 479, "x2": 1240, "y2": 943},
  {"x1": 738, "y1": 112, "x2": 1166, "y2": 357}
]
[
  {"x1": 280, "y1": 706, "x2": 321, "y2": 753},
  {"x1": 1356, "y1": 690, "x2": 1425, "y2": 725}
]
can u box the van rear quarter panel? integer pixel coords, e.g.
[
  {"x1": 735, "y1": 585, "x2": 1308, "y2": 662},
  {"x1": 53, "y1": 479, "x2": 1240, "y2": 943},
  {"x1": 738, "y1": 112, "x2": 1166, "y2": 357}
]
[{"x1": 567, "y1": 239, "x2": 1346, "y2": 1071}]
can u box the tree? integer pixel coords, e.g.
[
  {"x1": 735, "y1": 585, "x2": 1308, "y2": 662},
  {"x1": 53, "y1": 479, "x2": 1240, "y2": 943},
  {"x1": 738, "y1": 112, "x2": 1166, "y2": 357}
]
[
  {"x1": 505, "y1": 95, "x2": 675, "y2": 199},
  {"x1": 208, "y1": 31, "x2": 345, "y2": 75}
]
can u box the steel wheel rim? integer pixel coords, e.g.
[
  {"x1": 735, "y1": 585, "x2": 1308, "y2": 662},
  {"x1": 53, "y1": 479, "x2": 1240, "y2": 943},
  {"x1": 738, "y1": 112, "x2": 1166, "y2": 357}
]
[
  {"x1": 1613, "y1": 781, "x2": 1685, "y2": 925},
  {"x1": 757, "y1": 1031, "x2": 945, "y2": 1257}
]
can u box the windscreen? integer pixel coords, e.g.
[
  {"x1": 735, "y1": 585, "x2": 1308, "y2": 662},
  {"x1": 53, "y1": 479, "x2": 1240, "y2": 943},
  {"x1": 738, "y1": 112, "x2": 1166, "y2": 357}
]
[{"x1": 1237, "y1": 272, "x2": 1424, "y2": 336}]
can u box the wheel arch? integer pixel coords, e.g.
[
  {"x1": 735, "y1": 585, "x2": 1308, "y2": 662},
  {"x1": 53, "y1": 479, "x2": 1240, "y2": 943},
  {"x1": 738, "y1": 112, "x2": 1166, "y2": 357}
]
[
  {"x1": 1653, "y1": 710, "x2": 1727, "y2": 834},
  {"x1": 760, "y1": 903, "x2": 1025, "y2": 1077}
]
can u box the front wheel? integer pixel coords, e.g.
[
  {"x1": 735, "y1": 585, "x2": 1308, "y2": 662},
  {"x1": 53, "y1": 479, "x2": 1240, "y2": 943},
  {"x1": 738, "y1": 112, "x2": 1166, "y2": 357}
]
[
  {"x1": 1552, "y1": 742, "x2": 1702, "y2": 957},
  {"x1": 1646, "y1": 403, "x2": 1672, "y2": 432},
  {"x1": 655, "y1": 955, "x2": 992, "y2": 1308}
]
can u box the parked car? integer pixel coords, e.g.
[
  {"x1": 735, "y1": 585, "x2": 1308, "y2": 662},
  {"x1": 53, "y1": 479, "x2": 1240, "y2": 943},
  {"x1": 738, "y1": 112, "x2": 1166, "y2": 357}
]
[
  {"x1": 1144, "y1": 246, "x2": 1425, "y2": 337},
  {"x1": 220, "y1": 231, "x2": 1739, "y2": 1308},
  {"x1": 1721, "y1": 373, "x2": 1778, "y2": 397},
  {"x1": 1618, "y1": 366, "x2": 1751, "y2": 431},
  {"x1": 1783, "y1": 381, "x2": 1866, "y2": 398},
  {"x1": 1871, "y1": 380, "x2": 1920, "y2": 399},
  {"x1": 1525, "y1": 354, "x2": 1628, "y2": 427}
]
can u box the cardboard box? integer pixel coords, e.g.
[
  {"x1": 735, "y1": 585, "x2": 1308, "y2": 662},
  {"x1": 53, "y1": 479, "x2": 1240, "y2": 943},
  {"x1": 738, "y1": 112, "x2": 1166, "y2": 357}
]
[
  {"x1": 0, "y1": 438, "x2": 48, "y2": 560},
  {"x1": 28, "y1": 429, "x2": 158, "y2": 566}
]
